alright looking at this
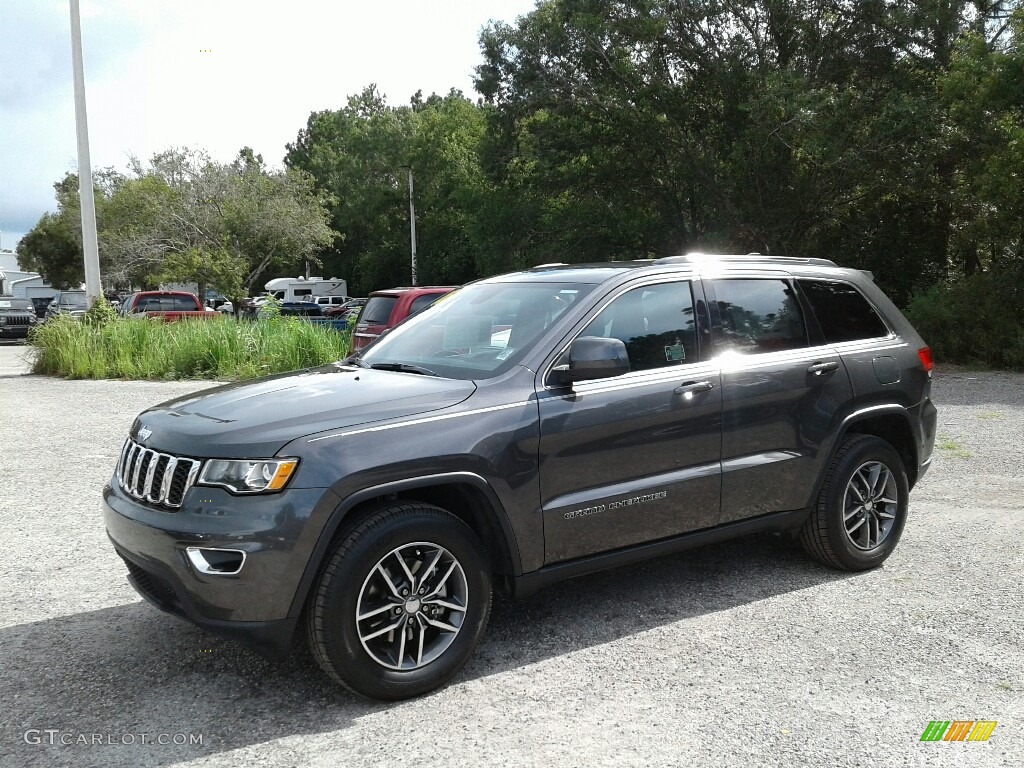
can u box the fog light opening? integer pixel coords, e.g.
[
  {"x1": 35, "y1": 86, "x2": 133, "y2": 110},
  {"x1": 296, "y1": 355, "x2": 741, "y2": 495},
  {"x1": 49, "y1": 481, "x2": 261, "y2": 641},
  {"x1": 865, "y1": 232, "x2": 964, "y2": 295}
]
[{"x1": 186, "y1": 547, "x2": 246, "y2": 575}]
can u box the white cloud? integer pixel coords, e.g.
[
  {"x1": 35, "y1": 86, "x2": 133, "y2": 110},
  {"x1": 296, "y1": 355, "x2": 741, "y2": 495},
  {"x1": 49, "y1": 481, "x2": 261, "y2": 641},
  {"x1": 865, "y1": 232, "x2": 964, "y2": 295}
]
[{"x1": 0, "y1": 0, "x2": 536, "y2": 249}]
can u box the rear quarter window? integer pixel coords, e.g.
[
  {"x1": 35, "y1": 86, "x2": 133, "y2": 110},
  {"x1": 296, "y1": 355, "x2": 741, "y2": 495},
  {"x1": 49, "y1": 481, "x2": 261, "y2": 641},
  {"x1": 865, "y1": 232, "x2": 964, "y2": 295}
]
[{"x1": 798, "y1": 280, "x2": 890, "y2": 343}]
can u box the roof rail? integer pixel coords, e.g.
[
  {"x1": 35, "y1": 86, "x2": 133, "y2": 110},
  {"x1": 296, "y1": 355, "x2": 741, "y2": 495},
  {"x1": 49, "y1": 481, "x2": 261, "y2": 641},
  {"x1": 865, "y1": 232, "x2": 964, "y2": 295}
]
[{"x1": 653, "y1": 253, "x2": 838, "y2": 268}]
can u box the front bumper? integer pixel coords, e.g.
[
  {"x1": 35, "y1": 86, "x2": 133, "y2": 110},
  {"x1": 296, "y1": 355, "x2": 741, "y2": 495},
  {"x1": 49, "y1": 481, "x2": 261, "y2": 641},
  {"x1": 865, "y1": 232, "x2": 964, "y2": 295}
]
[
  {"x1": 103, "y1": 481, "x2": 341, "y2": 658},
  {"x1": 0, "y1": 324, "x2": 32, "y2": 338}
]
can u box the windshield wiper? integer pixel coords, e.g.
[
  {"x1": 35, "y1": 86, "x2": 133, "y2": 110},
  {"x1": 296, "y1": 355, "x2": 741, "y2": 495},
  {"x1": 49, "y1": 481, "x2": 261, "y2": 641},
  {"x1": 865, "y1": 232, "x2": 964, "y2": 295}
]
[
  {"x1": 341, "y1": 355, "x2": 369, "y2": 368},
  {"x1": 369, "y1": 362, "x2": 440, "y2": 377}
]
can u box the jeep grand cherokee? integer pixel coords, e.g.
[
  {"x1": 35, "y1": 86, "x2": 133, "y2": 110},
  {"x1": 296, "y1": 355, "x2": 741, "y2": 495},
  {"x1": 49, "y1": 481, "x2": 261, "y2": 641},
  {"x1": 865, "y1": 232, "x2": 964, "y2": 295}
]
[{"x1": 103, "y1": 254, "x2": 937, "y2": 700}]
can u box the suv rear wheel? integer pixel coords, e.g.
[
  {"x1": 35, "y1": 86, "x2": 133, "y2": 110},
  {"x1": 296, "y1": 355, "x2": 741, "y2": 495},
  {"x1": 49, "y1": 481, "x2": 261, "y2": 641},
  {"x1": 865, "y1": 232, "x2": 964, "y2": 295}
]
[
  {"x1": 306, "y1": 503, "x2": 491, "y2": 700},
  {"x1": 800, "y1": 435, "x2": 910, "y2": 571}
]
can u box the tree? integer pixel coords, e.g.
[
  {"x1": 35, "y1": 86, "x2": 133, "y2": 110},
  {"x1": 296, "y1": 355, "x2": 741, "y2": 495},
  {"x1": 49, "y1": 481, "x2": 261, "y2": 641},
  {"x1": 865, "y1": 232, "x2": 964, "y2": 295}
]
[
  {"x1": 17, "y1": 212, "x2": 83, "y2": 289},
  {"x1": 18, "y1": 170, "x2": 123, "y2": 289},
  {"x1": 471, "y1": 0, "x2": 1021, "y2": 304},
  {"x1": 17, "y1": 148, "x2": 334, "y2": 309},
  {"x1": 286, "y1": 86, "x2": 493, "y2": 294}
]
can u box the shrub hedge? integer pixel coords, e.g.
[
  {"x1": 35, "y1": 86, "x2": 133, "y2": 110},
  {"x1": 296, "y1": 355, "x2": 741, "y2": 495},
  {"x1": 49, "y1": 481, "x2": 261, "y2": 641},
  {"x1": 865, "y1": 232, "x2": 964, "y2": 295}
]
[
  {"x1": 29, "y1": 315, "x2": 350, "y2": 380},
  {"x1": 905, "y1": 266, "x2": 1024, "y2": 371}
]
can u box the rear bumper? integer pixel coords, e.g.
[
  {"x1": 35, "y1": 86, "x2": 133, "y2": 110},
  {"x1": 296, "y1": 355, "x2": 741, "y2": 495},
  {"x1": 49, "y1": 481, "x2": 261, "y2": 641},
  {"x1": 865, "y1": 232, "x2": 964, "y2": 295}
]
[{"x1": 912, "y1": 397, "x2": 938, "y2": 485}]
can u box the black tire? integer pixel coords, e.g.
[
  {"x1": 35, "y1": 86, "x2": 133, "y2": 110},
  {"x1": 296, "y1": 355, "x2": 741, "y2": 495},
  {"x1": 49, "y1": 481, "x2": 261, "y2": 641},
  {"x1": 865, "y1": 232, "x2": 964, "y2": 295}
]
[
  {"x1": 800, "y1": 435, "x2": 910, "y2": 571},
  {"x1": 306, "y1": 502, "x2": 491, "y2": 700}
]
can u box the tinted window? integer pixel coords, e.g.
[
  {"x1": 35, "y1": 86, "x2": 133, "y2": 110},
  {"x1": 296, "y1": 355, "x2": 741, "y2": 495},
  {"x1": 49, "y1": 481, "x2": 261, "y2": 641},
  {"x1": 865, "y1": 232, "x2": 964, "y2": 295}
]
[
  {"x1": 282, "y1": 304, "x2": 321, "y2": 316},
  {"x1": 360, "y1": 296, "x2": 398, "y2": 325},
  {"x1": 134, "y1": 296, "x2": 199, "y2": 312},
  {"x1": 579, "y1": 282, "x2": 697, "y2": 372},
  {"x1": 798, "y1": 280, "x2": 889, "y2": 343},
  {"x1": 60, "y1": 293, "x2": 88, "y2": 308},
  {"x1": 711, "y1": 279, "x2": 807, "y2": 354},
  {"x1": 0, "y1": 298, "x2": 33, "y2": 311},
  {"x1": 409, "y1": 293, "x2": 443, "y2": 316}
]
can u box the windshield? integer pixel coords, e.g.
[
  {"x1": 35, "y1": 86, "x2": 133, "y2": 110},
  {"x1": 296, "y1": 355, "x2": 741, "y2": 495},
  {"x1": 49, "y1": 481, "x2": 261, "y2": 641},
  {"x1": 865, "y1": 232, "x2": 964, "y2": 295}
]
[
  {"x1": 60, "y1": 293, "x2": 88, "y2": 308},
  {"x1": 359, "y1": 281, "x2": 594, "y2": 380},
  {"x1": 0, "y1": 299, "x2": 33, "y2": 311}
]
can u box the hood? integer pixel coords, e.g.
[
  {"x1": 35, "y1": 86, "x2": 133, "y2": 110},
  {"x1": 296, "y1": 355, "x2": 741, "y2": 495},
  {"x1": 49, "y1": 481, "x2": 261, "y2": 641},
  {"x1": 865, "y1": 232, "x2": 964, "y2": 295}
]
[{"x1": 130, "y1": 364, "x2": 476, "y2": 457}]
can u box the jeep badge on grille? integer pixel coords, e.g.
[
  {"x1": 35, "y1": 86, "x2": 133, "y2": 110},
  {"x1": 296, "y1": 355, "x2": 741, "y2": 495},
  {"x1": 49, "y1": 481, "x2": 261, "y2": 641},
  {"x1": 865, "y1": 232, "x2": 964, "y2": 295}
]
[{"x1": 137, "y1": 426, "x2": 153, "y2": 442}]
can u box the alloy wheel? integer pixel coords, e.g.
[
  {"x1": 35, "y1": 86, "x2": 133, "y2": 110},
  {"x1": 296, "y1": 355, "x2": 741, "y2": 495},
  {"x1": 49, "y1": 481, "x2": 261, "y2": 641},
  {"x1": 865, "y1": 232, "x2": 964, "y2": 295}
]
[
  {"x1": 842, "y1": 461, "x2": 899, "y2": 550},
  {"x1": 356, "y1": 541, "x2": 469, "y2": 671}
]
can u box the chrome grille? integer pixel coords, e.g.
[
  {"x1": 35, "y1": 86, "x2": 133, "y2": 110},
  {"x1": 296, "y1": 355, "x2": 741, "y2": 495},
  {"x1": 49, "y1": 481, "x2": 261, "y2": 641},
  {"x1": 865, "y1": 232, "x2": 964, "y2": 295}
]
[
  {"x1": 117, "y1": 438, "x2": 202, "y2": 509},
  {"x1": 3, "y1": 315, "x2": 34, "y2": 327}
]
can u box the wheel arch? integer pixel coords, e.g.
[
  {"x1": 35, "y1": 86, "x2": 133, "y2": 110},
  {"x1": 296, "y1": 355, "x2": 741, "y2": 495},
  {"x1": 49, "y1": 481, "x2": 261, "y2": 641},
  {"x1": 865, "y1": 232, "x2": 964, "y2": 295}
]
[
  {"x1": 839, "y1": 408, "x2": 920, "y2": 489},
  {"x1": 287, "y1": 473, "x2": 521, "y2": 620}
]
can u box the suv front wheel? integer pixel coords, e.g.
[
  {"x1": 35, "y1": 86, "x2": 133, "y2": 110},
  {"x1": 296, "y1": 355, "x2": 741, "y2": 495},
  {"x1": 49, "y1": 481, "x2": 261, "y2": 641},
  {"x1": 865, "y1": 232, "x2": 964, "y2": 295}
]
[
  {"x1": 800, "y1": 435, "x2": 910, "y2": 571},
  {"x1": 306, "y1": 502, "x2": 491, "y2": 700}
]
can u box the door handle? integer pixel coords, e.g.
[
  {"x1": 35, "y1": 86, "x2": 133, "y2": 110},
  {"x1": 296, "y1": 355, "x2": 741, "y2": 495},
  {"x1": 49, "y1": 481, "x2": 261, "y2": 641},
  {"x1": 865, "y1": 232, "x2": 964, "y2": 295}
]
[
  {"x1": 674, "y1": 380, "x2": 714, "y2": 397},
  {"x1": 807, "y1": 361, "x2": 840, "y2": 376}
]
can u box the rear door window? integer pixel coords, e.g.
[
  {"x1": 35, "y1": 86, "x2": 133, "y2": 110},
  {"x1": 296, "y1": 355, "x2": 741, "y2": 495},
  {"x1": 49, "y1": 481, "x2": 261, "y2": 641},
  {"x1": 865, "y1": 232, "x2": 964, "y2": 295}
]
[
  {"x1": 798, "y1": 280, "x2": 890, "y2": 342},
  {"x1": 360, "y1": 296, "x2": 398, "y2": 325},
  {"x1": 710, "y1": 279, "x2": 808, "y2": 354}
]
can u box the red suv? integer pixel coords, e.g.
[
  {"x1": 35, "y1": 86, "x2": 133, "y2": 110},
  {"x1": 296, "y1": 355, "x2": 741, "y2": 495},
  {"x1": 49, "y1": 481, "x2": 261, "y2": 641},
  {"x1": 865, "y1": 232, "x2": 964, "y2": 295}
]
[{"x1": 351, "y1": 286, "x2": 457, "y2": 350}]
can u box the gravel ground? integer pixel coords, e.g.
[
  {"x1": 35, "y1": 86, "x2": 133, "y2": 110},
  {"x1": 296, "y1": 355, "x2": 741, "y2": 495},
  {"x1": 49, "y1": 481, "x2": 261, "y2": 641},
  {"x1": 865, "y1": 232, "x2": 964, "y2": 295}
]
[{"x1": 1, "y1": 345, "x2": 1022, "y2": 768}]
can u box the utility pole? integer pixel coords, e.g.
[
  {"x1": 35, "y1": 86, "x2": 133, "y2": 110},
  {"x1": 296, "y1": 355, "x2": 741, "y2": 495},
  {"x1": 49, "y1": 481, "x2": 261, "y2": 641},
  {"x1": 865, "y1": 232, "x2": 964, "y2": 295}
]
[
  {"x1": 407, "y1": 166, "x2": 417, "y2": 285},
  {"x1": 69, "y1": 0, "x2": 102, "y2": 306}
]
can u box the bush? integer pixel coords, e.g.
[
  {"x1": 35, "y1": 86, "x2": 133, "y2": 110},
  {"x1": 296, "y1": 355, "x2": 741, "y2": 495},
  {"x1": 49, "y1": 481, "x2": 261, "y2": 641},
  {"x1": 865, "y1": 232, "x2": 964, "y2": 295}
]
[
  {"x1": 29, "y1": 315, "x2": 351, "y2": 380},
  {"x1": 83, "y1": 295, "x2": 118, "y2": 327},
  {"x1": 905, "y1": 266, "x2": 1024, "y2": 370}
]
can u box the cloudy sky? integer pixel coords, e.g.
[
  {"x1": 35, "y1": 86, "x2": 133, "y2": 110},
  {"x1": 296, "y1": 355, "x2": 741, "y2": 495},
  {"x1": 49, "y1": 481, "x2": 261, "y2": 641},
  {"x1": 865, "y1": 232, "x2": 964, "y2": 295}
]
[{"x1": 0, "y1": 0, "x2": 537, "y2": 252}]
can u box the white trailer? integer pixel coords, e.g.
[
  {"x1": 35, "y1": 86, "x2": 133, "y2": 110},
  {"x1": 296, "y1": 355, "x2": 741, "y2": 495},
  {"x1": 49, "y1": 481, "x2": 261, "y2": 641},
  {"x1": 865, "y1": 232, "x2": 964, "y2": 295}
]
[{"x1": 263, "y1": 276, "x2": 349, "y2": 303}]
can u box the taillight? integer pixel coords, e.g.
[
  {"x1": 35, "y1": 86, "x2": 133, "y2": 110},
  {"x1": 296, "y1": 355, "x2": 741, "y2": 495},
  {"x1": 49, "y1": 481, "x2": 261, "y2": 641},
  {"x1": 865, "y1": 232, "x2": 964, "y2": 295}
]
[{"x1": 917, "y1": 347, "x2": 933, "y2": 373}]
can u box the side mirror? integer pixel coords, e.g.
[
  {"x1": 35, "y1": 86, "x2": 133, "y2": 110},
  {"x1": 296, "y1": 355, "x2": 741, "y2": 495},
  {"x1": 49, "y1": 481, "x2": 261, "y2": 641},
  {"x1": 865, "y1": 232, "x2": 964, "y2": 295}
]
[{"x1": 552, "y1": 336, "x2": 630, "y2": 384}]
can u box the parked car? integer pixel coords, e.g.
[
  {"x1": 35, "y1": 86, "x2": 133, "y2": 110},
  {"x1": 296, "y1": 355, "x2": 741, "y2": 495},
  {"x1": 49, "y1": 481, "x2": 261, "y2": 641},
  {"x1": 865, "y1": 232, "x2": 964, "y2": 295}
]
[
  {"x1": 120, "y1": 291, "x2": 220, "y2": 321},
  {"x1": 45, "y1": 290, "x2": 88, "y2": 320},
  {"x1": 29, "y1": 297, "x2": 53, "y2": 319},
  {"x1": 259, "y1": 301, "x2": 324, "y2": 318},
  {"x1": 257, "y1": 301, "x2": 350, "y2": 332},
  {"x1": 103, "y1": 254, "x2": 936, "y2": 700},
  {"x1": 0, "y1": 297, "x2": 39, "y2": 338},
  {"x1": 307, "y1": 295, "x2": 354, "y2": 309},
  {"x1": 351, "y1": 286, "x2": 458, "y2": 350},
  {"x1": 324, "y1": 298, "x2": 367, "y2": 319}
]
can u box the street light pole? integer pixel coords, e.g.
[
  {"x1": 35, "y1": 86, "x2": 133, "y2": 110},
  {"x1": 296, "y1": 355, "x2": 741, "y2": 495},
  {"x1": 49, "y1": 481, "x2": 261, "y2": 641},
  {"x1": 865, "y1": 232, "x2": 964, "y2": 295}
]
[
  {"x1": 69, "y1": 0, "x2": 102, "y2": 306},
  {"x1": 407, "y1": 166, "x2": 417, "y2": 286}
]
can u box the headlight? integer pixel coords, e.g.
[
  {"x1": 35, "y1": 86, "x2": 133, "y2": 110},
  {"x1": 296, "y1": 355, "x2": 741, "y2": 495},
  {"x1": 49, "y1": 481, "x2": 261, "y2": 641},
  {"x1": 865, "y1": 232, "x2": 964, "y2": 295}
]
[
  {"x1": 0, "y1": 317, "x2": 6, "y2": 325},
  {"x1": 198, "y1": 458, "x2": 298, "y2": 494}
]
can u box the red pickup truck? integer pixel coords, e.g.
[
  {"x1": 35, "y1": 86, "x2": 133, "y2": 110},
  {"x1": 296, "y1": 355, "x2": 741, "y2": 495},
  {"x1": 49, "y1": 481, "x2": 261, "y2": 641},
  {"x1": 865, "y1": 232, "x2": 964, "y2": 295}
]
[{"x1": 120, "y1": 291, "x2": 219, "y2": 321}]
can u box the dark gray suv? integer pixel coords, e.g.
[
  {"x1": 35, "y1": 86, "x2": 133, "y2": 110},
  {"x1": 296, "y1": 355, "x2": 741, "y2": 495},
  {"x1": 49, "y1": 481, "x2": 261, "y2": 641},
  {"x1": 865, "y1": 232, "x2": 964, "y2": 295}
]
[{"x1": 104, "y1": 255, "x2": 937, "y2": 699}]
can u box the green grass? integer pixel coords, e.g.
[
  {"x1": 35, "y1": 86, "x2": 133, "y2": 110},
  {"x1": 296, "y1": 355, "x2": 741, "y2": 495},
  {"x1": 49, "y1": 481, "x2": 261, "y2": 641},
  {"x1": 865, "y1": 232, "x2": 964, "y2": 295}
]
[
  {"x1": 29, "y1": 315, "x2": 350, "y2": 380},
  {"x1": 936, "y1": 433, "x2": 973, "y2": 459}
]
